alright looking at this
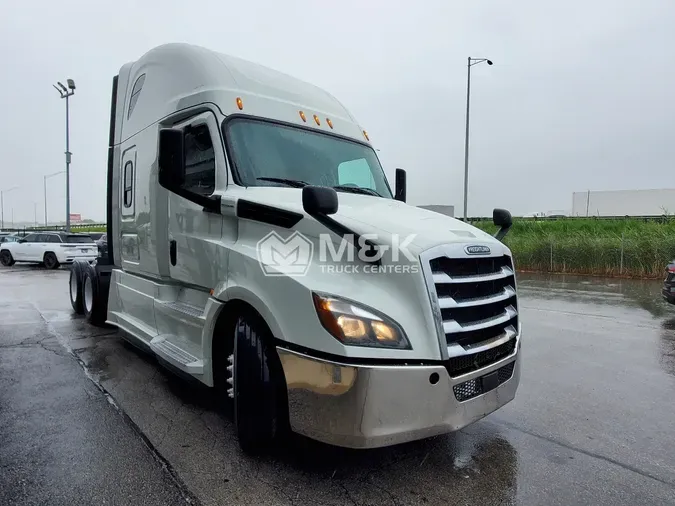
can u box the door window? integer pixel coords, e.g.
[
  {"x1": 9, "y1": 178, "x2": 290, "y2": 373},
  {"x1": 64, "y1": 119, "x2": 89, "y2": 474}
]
[
  {"x1": 183, "y1": 125, "x2": 216, "y2": 196},
  {"x1": 22, "y1": 234, "x2": 39, "y2": 242}
]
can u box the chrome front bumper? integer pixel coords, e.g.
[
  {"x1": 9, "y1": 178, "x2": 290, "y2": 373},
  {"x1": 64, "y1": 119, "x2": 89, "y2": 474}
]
[{"x1": 277, "y1": 335, "x2": 521, "y2": 449}]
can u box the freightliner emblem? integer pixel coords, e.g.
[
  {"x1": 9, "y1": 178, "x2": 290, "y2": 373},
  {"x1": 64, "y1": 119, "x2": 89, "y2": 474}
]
[{"x1": 465, "y1": 245, "x2": 491, "y2": 255}]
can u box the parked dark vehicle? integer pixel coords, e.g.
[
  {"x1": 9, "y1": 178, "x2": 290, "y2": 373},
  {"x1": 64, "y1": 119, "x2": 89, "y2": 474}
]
[{"x1": 662, "y1": 260, "x2": 675, "y2": 304}]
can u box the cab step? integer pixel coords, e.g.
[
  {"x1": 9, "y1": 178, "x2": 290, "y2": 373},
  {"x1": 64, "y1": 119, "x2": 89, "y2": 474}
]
[{"x1": 150, "y1": 336, "x2": 204, "y2": 375}]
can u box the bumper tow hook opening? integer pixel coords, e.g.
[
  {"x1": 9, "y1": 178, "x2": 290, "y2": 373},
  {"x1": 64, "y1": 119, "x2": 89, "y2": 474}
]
[{"x1": 429, "y1": 372, "x2": 440, "y2": 385}]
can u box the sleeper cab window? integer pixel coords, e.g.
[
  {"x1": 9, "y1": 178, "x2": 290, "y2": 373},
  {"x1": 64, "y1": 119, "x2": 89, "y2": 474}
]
[
  {"x1": 127, "y1": 74, "x2": 146, "y2": 119},
  {"x1": 123, "y1": 160, "x2": 133, "y2": 208},
  {"x1": 183, "y1": 124, "x2": 216, "y2": 196}
]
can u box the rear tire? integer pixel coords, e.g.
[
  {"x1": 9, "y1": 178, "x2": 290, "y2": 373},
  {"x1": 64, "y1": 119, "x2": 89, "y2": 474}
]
[
  {"x1": 83, "y1": 266, "x2": 107, "y2": 326},
  {"x1": 0, "y1": 250, "x2": 14, "y2": 267},
  {"x1": 233, "y1": 310, "x2": 287, "y2": 454},
  {"x1": 69, "y1": 262, "x2": 85, "y2": 314},
  {"x1": 43, "y1": 252, "x2": 59, "y2": 270}
]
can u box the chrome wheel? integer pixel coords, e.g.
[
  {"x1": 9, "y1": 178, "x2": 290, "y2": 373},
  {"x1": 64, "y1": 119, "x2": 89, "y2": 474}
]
[
  {"x1": 84, "y1": 276, "x2": 93, "y2": 314},
  {"x1": 227, "y1": 353, "x2": 234, "y2": 398}
]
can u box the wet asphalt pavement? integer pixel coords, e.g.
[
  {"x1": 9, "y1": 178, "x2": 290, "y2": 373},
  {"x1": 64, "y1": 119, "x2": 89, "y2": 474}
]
[{"x1": 1, "y1": 266, "x2": 675, "y2": 505}]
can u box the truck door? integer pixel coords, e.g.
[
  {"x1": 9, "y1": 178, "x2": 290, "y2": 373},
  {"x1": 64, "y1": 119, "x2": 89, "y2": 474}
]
[{"x1": 165, "y1": 112, "x2": 228, "y2": 291}]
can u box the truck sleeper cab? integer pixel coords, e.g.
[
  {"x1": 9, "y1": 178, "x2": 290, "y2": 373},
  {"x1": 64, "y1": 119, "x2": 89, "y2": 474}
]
[{"x1": 68, "y1": 43, "x2": 522, "y2": 452}]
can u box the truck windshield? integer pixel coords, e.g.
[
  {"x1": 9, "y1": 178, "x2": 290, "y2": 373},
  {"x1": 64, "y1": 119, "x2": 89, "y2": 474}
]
[{"x1": 225, "y1": 118, "x2": 393, "y2": 198}]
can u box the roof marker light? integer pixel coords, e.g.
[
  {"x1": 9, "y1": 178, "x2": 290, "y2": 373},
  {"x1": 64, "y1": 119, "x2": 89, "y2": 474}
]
[
  {"x1": 326, "y1": 118, "x2": 333, "y2": 129},
  {"x1": 236, "y1": 97, "x2": 243, "y2": 110},
  {"x1": 363, "y1": 130, "x2": 370, "y2": 141},
  {"x1": 313, "y1": 114, "x2": 321, "y2": 126},
  {"x1": 299, "y1": 111, "x2": 307, "y2": 122}
]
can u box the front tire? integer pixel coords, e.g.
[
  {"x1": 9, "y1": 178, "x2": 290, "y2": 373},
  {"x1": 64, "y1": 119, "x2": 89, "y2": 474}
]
[
  {"x1": 83, "y1": 266, "x2": 106, "y2": 326},
  {"x1": 43, "y1": 252, "x2": 60, "y2": 270},
  {"x1": 233, "y1": 311, "x2": 287, "y2": 454},
  {"x1": 0, "y1": 250, "x2": 14, "y2": 267}
]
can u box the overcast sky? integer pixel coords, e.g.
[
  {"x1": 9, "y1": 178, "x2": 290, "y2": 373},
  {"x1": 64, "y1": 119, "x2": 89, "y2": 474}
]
[{"x1": 1, "y1": 0, "x2": 673, "y2": 224}]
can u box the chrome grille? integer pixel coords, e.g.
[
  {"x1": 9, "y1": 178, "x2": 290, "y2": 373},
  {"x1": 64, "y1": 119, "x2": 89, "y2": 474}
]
[
  {"x1": 429, "y1": 254, "x2": 518, "y2": 348},
  {"x1": 446, "y1": 338, "x2": 517, "y2": 377},
  {"x1": 430, "y1": 255, "x2": 512, "y2": 278}
]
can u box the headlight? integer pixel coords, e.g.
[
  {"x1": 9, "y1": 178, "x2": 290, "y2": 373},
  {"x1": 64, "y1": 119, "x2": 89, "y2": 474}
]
[{"x1": 312, "y1": 292, "x2": 411, "y2": 349}]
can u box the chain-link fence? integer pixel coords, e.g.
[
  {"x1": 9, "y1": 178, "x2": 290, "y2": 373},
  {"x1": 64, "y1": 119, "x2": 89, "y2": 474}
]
[{"x1": 508, "y1": 234, "x2": 675, "y2": 278}]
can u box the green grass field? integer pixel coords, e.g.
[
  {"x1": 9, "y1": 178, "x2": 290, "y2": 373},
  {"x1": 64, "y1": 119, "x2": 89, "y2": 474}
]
[{"x1": 471, "y1": 218, "x2": 675, "y2": 278}]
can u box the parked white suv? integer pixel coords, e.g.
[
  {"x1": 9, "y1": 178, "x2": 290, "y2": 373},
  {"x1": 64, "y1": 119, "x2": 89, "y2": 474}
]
[{"x1": 0, "y1": 232, "x2": 97, "y2": 269}]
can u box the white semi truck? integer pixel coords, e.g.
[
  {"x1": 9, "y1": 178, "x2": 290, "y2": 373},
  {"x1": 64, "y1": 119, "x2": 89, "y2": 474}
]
[{"x1": 68, "y1": 43, "x2": 522, "y2": 453}]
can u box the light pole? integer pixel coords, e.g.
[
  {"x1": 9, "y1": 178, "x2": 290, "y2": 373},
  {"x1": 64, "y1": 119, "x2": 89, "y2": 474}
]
[
  {"x1": 0, "y1": 186, "x2": 19, "y2": 230},
  {"x1": 44, "y1": 171, "x2": 65, "y2": 227},
  {"x1": 53, "y1": 79, "x2": 75, "y2": 232},
  {"x1": 462, "y1": 57, "x2": 493, "y2": 221}
]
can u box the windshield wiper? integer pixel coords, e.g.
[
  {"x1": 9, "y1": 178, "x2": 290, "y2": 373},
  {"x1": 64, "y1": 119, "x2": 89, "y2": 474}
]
[
  {"x1": 332, "y1": 185, "x2": 382, "y2": 197},
  {"x1": 257, "y1": 177, "x2": 309, "y2": 188}
]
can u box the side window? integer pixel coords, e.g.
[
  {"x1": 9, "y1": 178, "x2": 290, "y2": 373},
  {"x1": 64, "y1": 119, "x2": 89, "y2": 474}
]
[
  {"x1": 49, "y1": 235, "x2": 61, "y2": 243},
  {"x1": 127, "y1": 74, "x2": 146, "y2": 119},
  {"x1": 338, "y1": 158, "x2": 376, "y2": 189},
  {"x1": 183, "y1": 125, "x2": 215, "y2": 196},
  {"x1": 123, "y1": 161, "x2": 134, "y2": 208},
  {"x1": 23, "y1": 234, "x2": 38, "y2": 243},
  {"x1": 36, "y1": 234, "x2": 51, "y2": 243}
]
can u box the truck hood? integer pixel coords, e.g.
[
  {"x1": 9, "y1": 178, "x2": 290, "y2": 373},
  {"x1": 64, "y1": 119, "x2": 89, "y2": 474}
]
[{"x1": 229, "y1": 187, "x2": 506, "y2": 254}]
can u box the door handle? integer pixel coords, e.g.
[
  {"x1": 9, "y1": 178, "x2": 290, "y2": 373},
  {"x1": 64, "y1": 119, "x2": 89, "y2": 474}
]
[{"x1": 170, "y1": 239, "x2": 177, "y2": 266}]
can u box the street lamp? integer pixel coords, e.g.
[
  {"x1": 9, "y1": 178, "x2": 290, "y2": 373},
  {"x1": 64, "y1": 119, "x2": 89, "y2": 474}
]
[
  {"x1": 44, "y1": 171, "x2": 65, "y2": 227},
  {"x1": 53, "y1": 78, "x2": 75, "y2": 232},
  {"x1": 0, "y1": 186, "x2": 19, "y2": 230},
  {"x1": 462, "y1": 57, "x2": 493, "y2": 221}
]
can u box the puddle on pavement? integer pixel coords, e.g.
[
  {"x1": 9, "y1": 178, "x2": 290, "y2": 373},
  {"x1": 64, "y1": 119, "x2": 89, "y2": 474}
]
[
  {"x1": 40, "y1": 310, "x2": 82, "y2": 322},
  {"x1": 254, "y1": 425, "x2": 519, "y2": 505},
  {"x1": 518, "y1": 272, "x2": 670, "y2": 318}
]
